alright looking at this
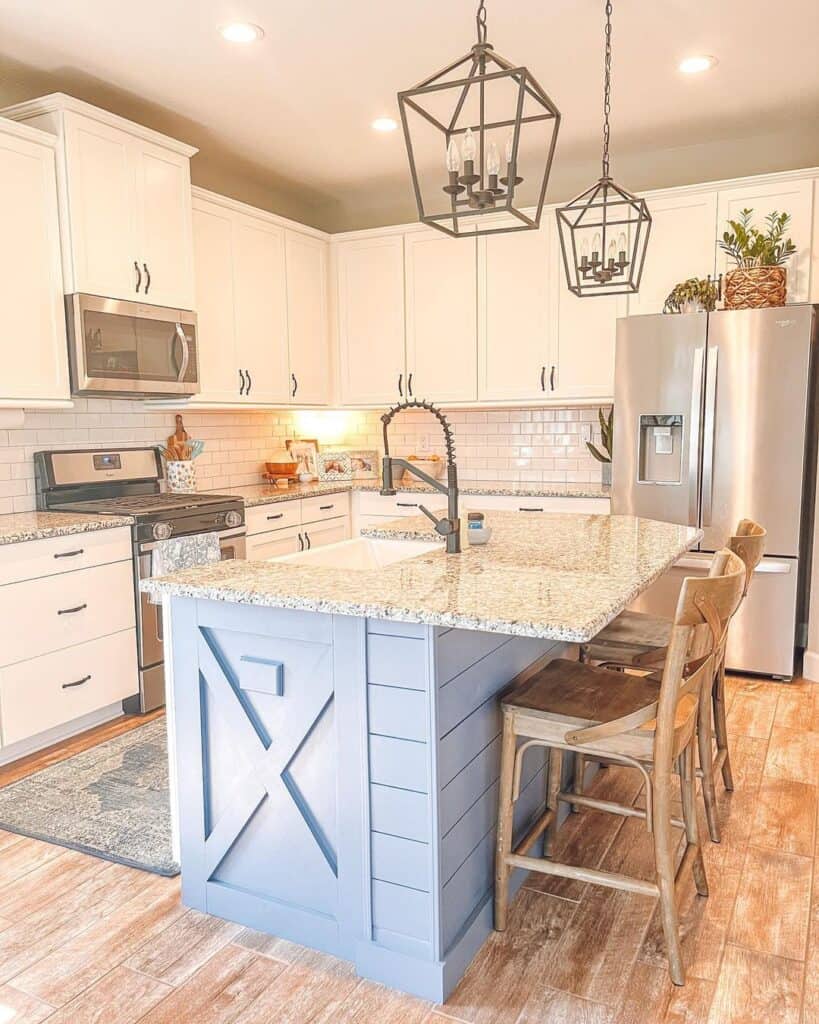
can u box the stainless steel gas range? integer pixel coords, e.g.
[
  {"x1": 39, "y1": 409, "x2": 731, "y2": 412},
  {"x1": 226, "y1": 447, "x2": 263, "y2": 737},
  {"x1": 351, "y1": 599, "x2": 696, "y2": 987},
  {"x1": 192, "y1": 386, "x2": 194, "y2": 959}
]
[{"x1": 35, "y1": 447, "x2": 245, "y2": 712}]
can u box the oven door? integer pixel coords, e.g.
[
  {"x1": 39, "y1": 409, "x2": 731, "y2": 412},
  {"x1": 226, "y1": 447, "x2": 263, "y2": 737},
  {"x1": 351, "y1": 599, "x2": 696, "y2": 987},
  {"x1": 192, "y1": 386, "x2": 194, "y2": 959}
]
[
  {"x1": 136, "y1": 527, "x2": 246, "y2": 673},
  {"x1": 66, "y1": 294, "x2": 199, "y2": 397}
]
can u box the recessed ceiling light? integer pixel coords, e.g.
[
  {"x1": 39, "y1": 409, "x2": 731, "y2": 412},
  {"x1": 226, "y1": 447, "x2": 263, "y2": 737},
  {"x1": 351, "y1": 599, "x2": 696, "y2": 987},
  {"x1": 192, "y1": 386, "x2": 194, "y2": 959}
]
[
  {"x1": 371, "y1": 117, "x2": 398, "y2": 133},
  {"x1": 220, "y1": 22, "x2": 264, "y2": 44},
  {"x1": 679, "y1": 55, "x2": 717, "y2": 74}
]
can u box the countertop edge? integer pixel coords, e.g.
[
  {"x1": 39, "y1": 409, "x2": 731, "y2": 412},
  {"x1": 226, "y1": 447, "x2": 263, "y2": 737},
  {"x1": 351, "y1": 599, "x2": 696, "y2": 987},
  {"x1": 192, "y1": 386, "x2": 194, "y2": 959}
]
[{"x1": 0, "y1": 513, "x2": 135, "y2": 546}]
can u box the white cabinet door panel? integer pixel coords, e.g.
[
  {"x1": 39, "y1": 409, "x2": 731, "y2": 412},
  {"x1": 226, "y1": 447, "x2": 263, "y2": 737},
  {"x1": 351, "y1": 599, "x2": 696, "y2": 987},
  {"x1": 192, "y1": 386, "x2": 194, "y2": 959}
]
[
  {"x1": 478, "y1": 222, "x2": 552, "y2": 401},
  {"x1": 286, "y1": 231, "x2": 329, "y2": 405},
  {"x1": 135, "y1": 141, "x2": 195, "y2": 309},
  {"x1": 405, "y1": 231, "x2": 477, "y2": 403},
  {"x1": 246, "y1": 525, "x2": 303, "y2": 560},
  {"x1": 627, "y1": 191, "x2": 718, "y2": 316},
  {"x1": 337, "y1": 235, "x2": 405, "y2": 405},
  {"x1": 192, "y1": 201, "x2": 240, "y2": 402},
  {"x1": 717, "y1": 178, "x2": 814, "y2": 302},
  {"x1": 302, "y1": 518, "x2": 350, "y2": 549},
  {"x1": 0, "y1": 129, "x2": 69, "y2": 403}
]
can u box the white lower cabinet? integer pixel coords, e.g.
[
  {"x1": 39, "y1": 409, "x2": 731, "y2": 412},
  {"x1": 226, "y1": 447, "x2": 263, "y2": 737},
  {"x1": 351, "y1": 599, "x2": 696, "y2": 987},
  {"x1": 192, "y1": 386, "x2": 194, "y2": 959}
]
[
  {"x1": 246, "y1": 525, "x2": 303, "y2": 560},
  {"x1": 244, "y1": 493, "x2": 352, "y2": 559},
  {"x1": 301, "y1": 518, "x2": 350, "y2": 550}
]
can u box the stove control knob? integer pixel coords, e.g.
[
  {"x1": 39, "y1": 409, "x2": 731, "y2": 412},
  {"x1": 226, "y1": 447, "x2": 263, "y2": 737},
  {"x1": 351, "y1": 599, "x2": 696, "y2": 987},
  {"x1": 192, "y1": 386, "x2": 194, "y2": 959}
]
[
  {"x1": 224, "y1": 510, "x2": 243, "y2": 529},
  {"x1": 152, "y1": 522, "x2": 173, "y2": 541}
]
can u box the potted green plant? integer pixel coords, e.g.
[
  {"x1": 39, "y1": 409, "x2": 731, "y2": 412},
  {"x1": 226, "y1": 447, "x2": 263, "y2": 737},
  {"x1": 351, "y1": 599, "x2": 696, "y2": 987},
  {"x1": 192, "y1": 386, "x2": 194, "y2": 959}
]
[
  {"x1": 663, "y1": 277, "x2": 720, "y2": 314},
  {"x1": 718, "y1": 208, "x2": 796, "y2": 309},
  {"x1": 587, "y1": 407, "x2": 613, "y2": 487}
]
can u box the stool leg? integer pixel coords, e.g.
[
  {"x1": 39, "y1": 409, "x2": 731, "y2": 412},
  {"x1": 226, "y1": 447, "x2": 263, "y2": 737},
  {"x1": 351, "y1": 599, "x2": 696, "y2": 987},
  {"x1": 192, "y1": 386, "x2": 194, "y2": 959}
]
[
  {"x1": 681, "y1": 741, "x2": 708, "y2": 897},
  {"x1": 494, "y1": 714, "x2": 517, "y2": 932},
  {"x1": 697, "y1": 666, "x2": 721, "y2": 844},
  {"x1": 712, "y1": 658, "x2": 734, "y2": 791},
  {"x1": 571, "y1": 753, "x2": 585, "y2": 813},
  {"x1": 543, "y1": 747, "x2": 563, "y2": 858},
  {"x1": 653, "y1": 774, "x2": 686, "y2": 986}
]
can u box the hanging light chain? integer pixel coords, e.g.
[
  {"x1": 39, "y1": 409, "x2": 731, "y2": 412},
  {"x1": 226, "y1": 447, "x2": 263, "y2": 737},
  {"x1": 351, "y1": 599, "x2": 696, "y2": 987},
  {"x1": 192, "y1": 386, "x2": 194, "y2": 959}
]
[
  {"x1": 476, "y1": 0, "x2": 488, "y2": 45},
  {"x1": 602, "y1": 0, "x2": 612, "y2": 178}
]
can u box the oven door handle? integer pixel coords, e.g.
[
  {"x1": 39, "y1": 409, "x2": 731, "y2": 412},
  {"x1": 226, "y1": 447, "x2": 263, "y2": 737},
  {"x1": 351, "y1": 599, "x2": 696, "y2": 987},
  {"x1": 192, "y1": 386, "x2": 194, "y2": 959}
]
[
  {"x1": 174, "y1": 323, "x2": 190, "y2": 383},
  {"x1": 138, "y1": 526, "x2": 246, "y2": 555}
]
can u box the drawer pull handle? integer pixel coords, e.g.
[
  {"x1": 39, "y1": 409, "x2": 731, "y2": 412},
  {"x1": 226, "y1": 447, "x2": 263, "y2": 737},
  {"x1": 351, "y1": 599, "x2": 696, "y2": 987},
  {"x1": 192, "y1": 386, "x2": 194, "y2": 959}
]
[
  {"x1": 397, "y1": 502, "x2": 419, "y2": 508},
  {"x1": 58, "y1": 603, "x2": 88, "y2": 616},
  {"x1": 319, "y1": 504, "x2": 334, "y2": 510},
  {"x1": 54, "y1": 549, "x2": 84, "y2": 559},
  {"x1": 266, "y1": 513, "x2": 284, "y2": 521},
  {"x1": 62, "y1": 674, "x2": 91, "y2": 690},
  {"x1": 519, "y1": 507, "x2": 544, "y2": 512}
]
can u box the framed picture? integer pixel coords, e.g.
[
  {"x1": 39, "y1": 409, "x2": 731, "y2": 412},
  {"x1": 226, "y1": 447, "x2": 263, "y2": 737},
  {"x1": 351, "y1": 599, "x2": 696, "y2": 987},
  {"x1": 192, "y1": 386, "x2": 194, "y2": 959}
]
[
  {"x1": 316, "y1": 451, "x2": 353, "y2": 481},
  {"x1": 286, "y1": 438, "x2": 319, "y2": 476},
  {"x1": 346, "y1": 449, "x2": 379, "y2": 480}
]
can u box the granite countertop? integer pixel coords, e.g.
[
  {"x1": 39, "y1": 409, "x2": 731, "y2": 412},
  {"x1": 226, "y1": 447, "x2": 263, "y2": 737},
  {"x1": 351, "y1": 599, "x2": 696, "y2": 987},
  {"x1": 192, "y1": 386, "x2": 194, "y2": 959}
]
[
  {"x1": 141, "y1": 511, "x2": 700, "y2": 643},
  {"x1": 0, "y1": 511, "x2": 134, "y2": 546},
  {"x1": 226, "y1": 479, "x2": 611, "y2": 507}
]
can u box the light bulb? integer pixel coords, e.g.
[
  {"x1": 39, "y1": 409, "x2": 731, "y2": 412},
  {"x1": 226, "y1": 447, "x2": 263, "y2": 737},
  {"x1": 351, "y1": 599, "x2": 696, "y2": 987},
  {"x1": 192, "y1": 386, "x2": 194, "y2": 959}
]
[
  {"x1": 462, "y1": 127, "x2": 477, "y2": 162},
  {"x1": 581, "y1": 239, "x2": 590, "y2": 260},
  {"x1": 618, "y1": 232, "x2": 627, "y2": 252},
  {"x1": 607, "y1": 239, "x2": 617, "y2": 264},
  {"x1": 505, "y1": 134, "x2": 514, "y2": 164},
  {"x1": 592, "y1": 233, "x2": 602, "y2": 258},
  {"x1": 486, "y1": 141, "x2": 500, "y2": 176},
  {"x1": 446, "y1": 138, "x2": 461, "y2": 173}
]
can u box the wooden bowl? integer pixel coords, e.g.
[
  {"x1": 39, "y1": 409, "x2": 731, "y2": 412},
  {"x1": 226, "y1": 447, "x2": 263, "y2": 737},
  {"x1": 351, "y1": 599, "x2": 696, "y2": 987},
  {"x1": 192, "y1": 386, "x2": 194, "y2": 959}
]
[{"x1": 265, "y1": 461, "x2": 298, "y2": 478}]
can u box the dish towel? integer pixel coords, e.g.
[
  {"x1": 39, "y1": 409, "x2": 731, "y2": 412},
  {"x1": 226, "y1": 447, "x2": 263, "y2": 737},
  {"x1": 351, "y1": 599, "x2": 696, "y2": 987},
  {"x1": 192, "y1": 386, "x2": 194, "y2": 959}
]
[{"x1": 149, "y1": 534, "x2": 222, "y2": 602}]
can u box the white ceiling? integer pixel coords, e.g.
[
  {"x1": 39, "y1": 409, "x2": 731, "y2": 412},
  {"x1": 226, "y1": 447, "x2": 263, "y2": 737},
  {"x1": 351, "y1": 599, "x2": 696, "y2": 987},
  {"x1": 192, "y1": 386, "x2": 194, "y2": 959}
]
[{"x1": 1, "y1": 0, "x2": 818, "y2": 230}]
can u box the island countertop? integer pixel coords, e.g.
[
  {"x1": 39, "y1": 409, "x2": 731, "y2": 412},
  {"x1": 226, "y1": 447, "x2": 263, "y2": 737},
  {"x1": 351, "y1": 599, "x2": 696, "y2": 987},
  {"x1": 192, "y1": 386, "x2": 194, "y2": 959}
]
[{"x1": 141, "y1": 511, "x2": 700, "y2": 643}]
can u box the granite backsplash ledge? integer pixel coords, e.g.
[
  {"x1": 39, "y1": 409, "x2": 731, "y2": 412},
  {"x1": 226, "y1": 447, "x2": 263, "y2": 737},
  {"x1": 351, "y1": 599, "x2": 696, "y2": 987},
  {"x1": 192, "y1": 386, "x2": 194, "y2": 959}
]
[{"x1": 0, "y1": 400, "x2": 611, "y2": 515}]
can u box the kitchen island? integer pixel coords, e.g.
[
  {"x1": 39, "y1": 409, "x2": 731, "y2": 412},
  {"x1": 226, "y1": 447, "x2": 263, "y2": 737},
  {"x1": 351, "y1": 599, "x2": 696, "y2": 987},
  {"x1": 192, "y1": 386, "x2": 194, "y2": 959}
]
[{"x1": 143, "y1": 511, "x2": 699, "y2": 1002}]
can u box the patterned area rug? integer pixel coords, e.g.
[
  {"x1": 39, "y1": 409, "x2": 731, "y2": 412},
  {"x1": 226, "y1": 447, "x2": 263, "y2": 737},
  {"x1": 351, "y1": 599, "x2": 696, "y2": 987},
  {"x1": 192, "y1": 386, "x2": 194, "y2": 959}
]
[{"x1": 0, "y1": 719, "x2": 179, "y2": 876}]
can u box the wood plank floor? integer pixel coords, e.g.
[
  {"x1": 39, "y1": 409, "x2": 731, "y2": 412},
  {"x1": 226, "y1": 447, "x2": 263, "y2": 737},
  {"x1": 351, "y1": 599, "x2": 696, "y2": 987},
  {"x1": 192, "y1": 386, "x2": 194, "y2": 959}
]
[{"x1": 0, "y1": 677, "x2": 815, "y2": 1022}]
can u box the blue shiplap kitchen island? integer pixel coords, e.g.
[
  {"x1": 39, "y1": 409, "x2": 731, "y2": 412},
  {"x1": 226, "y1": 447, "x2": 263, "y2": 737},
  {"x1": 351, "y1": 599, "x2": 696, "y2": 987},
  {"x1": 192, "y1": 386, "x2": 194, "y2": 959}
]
[{"x1": 142, "y1": 511, "x2": 699, "y2": 1002}]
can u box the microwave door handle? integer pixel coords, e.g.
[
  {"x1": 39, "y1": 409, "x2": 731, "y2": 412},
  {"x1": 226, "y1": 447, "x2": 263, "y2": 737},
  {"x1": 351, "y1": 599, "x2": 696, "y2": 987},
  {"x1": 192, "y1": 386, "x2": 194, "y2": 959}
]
[
  {"x1": 701, "y1": 346, "x2": 718, "y2": 528},
  {"x1": 174, "y1": 323, "x2": 190, "y2": 383}
]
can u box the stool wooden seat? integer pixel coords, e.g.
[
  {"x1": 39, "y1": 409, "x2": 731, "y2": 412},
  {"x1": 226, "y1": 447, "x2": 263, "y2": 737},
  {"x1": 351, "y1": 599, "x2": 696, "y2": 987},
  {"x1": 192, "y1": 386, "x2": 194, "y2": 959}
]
[
  {"x1": 576, "y1": 519, "x2": 766, "y2": 843},
  {"x1": 494, "y1": 549, "x2": 746, "y2": 986}
]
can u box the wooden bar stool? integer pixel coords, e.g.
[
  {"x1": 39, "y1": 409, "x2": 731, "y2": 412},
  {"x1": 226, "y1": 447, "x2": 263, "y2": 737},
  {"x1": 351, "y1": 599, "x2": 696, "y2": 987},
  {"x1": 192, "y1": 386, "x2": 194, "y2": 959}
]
[
  {"x1": 576, "y1": 520, "x2": 766, "y2": 843},
  {"x1": 494, "y1": 550, "x2": 746, "y2": 986}
]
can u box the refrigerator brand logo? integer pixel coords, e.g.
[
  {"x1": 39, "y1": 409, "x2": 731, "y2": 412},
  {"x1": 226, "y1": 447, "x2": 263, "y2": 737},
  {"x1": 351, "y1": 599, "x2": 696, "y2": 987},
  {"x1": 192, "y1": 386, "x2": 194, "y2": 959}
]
[{"x1": 776, "y1": 319, "x2": 797, "y2": 327}]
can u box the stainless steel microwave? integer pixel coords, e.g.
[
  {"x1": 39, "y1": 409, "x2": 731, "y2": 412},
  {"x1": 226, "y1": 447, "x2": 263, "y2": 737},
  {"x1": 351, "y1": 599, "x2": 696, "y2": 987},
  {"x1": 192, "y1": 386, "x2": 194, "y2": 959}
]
[{"x1": 65, "y1": 294, "x2": 200, "y2": 398}]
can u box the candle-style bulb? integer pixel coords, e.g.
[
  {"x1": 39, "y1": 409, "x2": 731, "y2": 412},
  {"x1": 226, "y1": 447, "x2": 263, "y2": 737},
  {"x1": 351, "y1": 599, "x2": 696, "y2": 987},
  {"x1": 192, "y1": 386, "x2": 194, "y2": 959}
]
[
  {"x1": 486, "y1": 141, "x2": 501, "y2": 176},
  {"x1": 592, "y1": 233, "x2": 602, "y2": 259},
  {"x1": 505, "y1": 134, "x2": 514, "y2": 164},
  {"x1": 618, "y1": 232, "x2": 627, "y2": 252},
  {"x1": 462, "y1": 127, "x2": 477, "y2": 162},
  {"x1": 581, "y1": 239, "x2": 590, "y2": 261},
  {"x1": 446, "y1": 138, "x2": 461, "y2": 173}
]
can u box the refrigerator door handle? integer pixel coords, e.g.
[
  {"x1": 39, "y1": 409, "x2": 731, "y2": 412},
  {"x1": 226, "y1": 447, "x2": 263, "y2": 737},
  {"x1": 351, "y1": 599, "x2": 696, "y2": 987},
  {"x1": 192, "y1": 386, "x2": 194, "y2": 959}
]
[
  {"x1": 688, "y1": 345, "x2": 705, "y2": 526},
  {"x1": 701, "y1": 346, "x2": 718, "y2": 527}
]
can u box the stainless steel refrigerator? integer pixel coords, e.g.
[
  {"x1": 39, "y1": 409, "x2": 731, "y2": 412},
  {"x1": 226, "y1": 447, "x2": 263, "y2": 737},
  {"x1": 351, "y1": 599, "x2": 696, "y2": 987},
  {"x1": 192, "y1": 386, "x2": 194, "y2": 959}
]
[{"x1": 612, "y1": 304, "x2": 819, "y2": 678}]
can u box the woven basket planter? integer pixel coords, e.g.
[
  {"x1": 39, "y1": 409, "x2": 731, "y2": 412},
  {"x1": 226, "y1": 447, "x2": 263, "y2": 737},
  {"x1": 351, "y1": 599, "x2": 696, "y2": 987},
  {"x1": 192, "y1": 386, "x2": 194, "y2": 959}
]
[{"x1": 724, "y1": 266, "x2": 787, "y2": 310}]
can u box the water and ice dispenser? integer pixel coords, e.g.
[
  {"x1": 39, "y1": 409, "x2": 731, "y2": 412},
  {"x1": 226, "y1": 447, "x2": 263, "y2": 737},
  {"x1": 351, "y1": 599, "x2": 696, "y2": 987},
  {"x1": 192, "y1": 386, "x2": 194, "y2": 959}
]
[{"x1": 637, "y1": 415, "x2": 683, "y2": 484}]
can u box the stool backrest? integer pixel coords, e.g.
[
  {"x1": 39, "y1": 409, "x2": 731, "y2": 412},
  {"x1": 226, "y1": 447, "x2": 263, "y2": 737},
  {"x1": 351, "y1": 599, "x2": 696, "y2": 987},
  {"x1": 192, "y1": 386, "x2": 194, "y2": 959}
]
[
  {"x1": 654, "y1": 549, "x2": 746, "y2": 767},
  {"x1": 729, "y1": 519, "x2": 767, "y2": 597}
]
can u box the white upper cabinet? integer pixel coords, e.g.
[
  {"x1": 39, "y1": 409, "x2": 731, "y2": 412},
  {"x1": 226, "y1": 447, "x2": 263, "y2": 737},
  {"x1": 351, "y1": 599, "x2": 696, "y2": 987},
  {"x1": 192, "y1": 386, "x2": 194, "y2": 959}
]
[
  {"x1": 478, "y1": 221, "x2": 552, "y2": 401},
  {"x1": 233, "y1": 215, "x2": 290, "y2": 404},
  {"x1": 0, "y1": 121, "x2": 69, "y2": 405},
  {"x1": 336, "y1": 234, "x2": 406, "y2": 405},
  {"x1": 716, "y1": 177, "x2": 814, "y2": 303},
  {"x1": 405, "y1": 231, "x2": 477, "y2": 403},
  {"x1": 191, "y1": 199, "x2": 239, "y2": 402},
  {"x1": 627, "y1": 191, "x2": 718, "y2": 316},
  {"x1": 0, "y1": 95, "x2": 196, "y2": 310},
  {"x1": 286, "y1": 231, "x2": 330, "y2": 405}
]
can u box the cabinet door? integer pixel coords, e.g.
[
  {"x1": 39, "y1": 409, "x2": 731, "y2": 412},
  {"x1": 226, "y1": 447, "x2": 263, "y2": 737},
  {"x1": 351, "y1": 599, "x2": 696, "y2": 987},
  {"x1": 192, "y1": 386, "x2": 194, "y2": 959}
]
[
  {"x1": 303, "y1": 518, "x2": 350, "y2": 549},
  {"x1": 63, "y1": 113, "x2": 139, "y2": 300},
  {"x1": 550, "y1": 232, "x2": 626, "y2": 400},
  {"x1": 717, "y1": 178, "x2": 814, "y2": 302},
  {"x1": 191, "y1": 201, "x2": 240, "y2": 402},
  {"x1": 478, "y1": 222, "x2": 552, "y2": 401},
  {"x1": 246, "y1": 526, "x2": 303, "y2": 560},
  {"x1": 233, "y1": 215, "x2": 290, "y2": 404},
  {"x1": 405, "y1": 231, "x2": 477, "y2": 403},
  {"x1": 0, "y1": 130, "x2": 69, "y2": 403},
  {"x1": 336, "y1": 235, "x2": 405, "y2": 405},
  {"x1": 627, "y1": 191, "x2": 718, "y2": 316},
  {"x1": 134, "y1": 140, "x2": 195, "y2": 309},
  {"x1": 286, "y1": 231, "x2": 330, "y2": 405}
]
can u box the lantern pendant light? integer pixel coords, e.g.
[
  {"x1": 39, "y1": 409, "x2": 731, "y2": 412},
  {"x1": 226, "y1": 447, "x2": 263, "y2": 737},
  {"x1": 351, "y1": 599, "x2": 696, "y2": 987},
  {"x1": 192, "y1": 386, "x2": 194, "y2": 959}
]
[
  {"x1": 556, "y1": 0, "x2": 651, "y2": 296},
  {"x1": 397, "y1": 0, "x2": 561, "y2": 238}
]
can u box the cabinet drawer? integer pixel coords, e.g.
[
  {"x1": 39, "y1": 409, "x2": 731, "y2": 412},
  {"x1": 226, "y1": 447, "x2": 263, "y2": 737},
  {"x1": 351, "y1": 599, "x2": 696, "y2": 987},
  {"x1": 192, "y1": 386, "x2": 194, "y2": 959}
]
[
  {"x1": 0, "y1": 629, "x2": 138, "y2": 746},
  {"x1": 461, "y1": 494, "x2": 610, "y2": 514},
  {"x1": 0, "y1": 560, "x2": 136, "y2": 668},
  {"x1": 0, "y1": 526, "x2": 131, "y2": 586},
  {"x1": 356, "y1": 492, "x2": 433, "y2": 517},
  {"x1": 301, "y1": 492, "x2": 350, "y2": 524},
  {"x1": 245, "y1": 500, "x2": 302, "y2": 537}
]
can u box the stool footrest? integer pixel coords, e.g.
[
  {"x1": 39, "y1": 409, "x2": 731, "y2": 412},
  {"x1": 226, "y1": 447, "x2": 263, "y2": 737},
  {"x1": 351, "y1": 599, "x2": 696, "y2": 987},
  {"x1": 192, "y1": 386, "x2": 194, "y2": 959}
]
[
  {"x1": 513, "y1": 808, "x2": 556, "y2": 858},
  {"x1": 504, "y1": 852, "x2": 660, "y2": 898}
]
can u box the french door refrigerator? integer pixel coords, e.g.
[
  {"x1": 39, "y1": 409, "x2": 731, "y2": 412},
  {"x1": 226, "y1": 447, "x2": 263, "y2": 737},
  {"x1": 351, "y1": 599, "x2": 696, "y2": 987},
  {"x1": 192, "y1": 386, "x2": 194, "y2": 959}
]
[{"x1": 612, "y1": 304, "x2": 819, "y2": 678}]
